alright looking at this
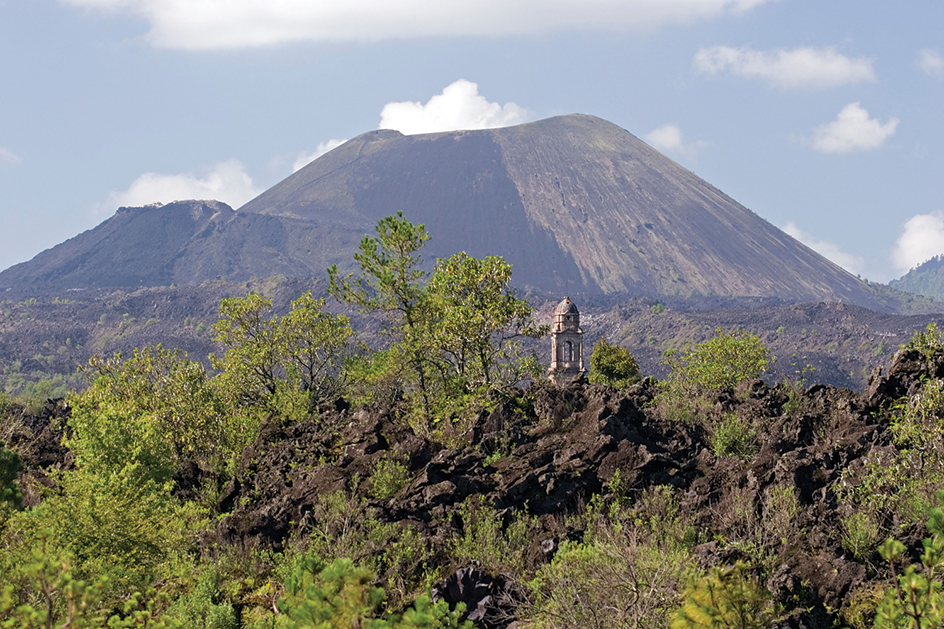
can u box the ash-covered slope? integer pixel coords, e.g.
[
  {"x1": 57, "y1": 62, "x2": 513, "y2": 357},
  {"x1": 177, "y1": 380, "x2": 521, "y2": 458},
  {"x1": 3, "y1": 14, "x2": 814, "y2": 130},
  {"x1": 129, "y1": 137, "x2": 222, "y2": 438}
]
[
  {"x1": 242, "y1": 114, "x2": 882, "y2": 307},
  {"x1": 0, "y1": 200, "x2": 364, "y2": 290}
]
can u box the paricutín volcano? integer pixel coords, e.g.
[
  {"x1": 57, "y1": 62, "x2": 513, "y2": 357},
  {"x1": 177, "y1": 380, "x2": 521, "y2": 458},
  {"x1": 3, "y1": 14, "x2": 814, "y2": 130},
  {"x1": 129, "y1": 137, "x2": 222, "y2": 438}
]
[
  {"x1": 1, "y1": 114, "x2": 883, "y2": 308},
  {"x1": 244, "y1": 114, "x2": 876, "y2": 304}
]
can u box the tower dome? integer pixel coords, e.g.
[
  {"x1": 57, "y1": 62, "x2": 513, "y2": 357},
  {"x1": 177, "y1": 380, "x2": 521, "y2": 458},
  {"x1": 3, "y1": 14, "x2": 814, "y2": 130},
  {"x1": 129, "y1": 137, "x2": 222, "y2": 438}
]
[
  {"x1": 553, "y1": 297, "x2": 580, "y2": 332},
  {"x1": 554, "y1": 297, "x2": 579, "y2": 315}
]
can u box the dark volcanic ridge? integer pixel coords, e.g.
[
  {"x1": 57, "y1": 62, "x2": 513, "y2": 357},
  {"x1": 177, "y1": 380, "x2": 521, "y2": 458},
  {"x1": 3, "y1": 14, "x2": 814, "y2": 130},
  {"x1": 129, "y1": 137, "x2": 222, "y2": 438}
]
[{"x1": 0, "y1": 114, "x2": 907, "y2": 312}]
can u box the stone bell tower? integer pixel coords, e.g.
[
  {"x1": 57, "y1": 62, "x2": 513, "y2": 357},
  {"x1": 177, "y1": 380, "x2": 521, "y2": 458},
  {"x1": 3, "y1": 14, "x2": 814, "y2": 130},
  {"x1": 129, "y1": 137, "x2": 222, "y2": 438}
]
[{"x1": 549, "y1": 297, "x2": 585, "y2": 382}]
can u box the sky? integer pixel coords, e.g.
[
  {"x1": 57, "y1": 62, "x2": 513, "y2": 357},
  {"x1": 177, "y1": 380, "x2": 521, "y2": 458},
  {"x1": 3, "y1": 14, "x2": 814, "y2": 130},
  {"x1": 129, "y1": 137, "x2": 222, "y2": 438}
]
[{"x1": 0, "y1": 0, "x2": 941, "y2": 283}]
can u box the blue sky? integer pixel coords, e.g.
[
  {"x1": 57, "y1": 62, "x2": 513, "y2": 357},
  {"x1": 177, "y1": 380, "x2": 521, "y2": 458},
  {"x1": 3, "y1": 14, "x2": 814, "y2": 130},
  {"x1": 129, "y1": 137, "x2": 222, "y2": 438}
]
[{"x1": 0, "y1": 0, "x2": 941, "y2": 283}]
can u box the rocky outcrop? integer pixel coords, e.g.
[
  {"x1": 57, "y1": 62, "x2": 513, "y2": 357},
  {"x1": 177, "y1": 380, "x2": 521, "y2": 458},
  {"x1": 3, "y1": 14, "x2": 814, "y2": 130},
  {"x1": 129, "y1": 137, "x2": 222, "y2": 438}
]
[
  {"x1": 1, "y1": 399, "x2": 72, "y2": 507},
  {"x1": 7, "y1": 344, "x2": 940, "y2": 628},
  {"x1": 208, "y1": 348, "x2": 937, "y2": 628}
]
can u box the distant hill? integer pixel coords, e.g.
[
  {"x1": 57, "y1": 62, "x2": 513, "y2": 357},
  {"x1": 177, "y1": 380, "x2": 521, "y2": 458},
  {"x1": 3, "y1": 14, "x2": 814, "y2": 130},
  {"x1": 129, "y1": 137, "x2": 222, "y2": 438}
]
[
  {"x1": 889, "y1": 255, "x2": 944, "y2": 300},
  {"x1": 0, "y1": 114, "x2": 906, "y2": 311}
]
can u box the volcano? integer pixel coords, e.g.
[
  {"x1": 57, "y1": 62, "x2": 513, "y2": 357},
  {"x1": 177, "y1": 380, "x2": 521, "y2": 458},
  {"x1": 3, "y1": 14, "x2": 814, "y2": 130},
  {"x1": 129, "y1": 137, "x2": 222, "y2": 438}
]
[{"x1": 0, "y1": 114, "x2": 886, "y2": 309}]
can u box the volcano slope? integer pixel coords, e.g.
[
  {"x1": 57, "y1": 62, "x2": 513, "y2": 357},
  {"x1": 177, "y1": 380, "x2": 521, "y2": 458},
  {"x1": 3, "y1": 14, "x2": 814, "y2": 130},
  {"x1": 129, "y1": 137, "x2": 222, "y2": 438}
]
[
  {"x1": 1, "y1": 115, "x2": 898, "y2": 312},
  {"x1": 243, "y1": 114, "x2": 886, "y2": 307}
]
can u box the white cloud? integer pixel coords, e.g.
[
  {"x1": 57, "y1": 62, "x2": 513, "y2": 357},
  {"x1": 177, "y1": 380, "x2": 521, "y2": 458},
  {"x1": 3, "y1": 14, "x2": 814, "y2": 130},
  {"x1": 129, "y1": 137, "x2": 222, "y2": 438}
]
[
  {"x1": 99, "y1": 159, "x2": 261, "y2": 214},
  {"x1": 693, "y1": 45, "x2": 875, "y2": 90},
  {"x1": 643, "y1": 123, "x2": 706, "y2": 158},
  {"x1": 286, "y1": 79, "x2": 529, "y2": 178},
  {"x1": 892, "y1": 211, "x2": 944, "y2": 273},
  {"x1": 0, "y1": 147, "x2": 22, "y2": 167},
  {"x1": 809, "y1": 102, "x2": 898, "y2": 154},
  {"x1": 292, "y1": 139, "x2": 347, "y2": 172},
  {"x1": 919, "y1": 49, "x2": 944, "y2": 77},
  {"x1": 378, "y1": 80, "x2": 532, "y2": 135},
  {"x1": 61, "y1": 0, "x2": 775, "y2": 49},
  {"x1": 782, "y1": 222, "x2": 863, "y2": 275}
]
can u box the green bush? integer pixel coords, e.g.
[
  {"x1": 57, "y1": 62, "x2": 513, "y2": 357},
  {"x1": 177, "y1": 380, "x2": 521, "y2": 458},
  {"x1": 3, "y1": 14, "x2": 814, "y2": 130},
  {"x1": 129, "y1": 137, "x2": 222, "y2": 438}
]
[
  {"x1": 79, "y1": 345, "x2": 249, "y2": 468},
  {"x1": 8, "y1": 360, "x2": 201, "y2": 599},
  {"x1": 710, "y1": 413, "x2": 757, "y2": 458},
  {"x1": 211, "y1": 291, "x2": 355, "y2": 413},
  {"x1": 0, "y1": 442, "x2": 22, "y2": 514},
  {"x1": 271, "y1": 554, "x2": 472, "y2": 629},
  {"x1": 451, "y1": 500, "x2": 539, "y2": 578},
  {"x1": 303, "y1": 491, "x2": 434, "y2": 609},
  {"x1": 658, "y1": 329, "x2": 770, "y2": 424},
  {"x1": 163, "y1": 567, "x2": 237, "y2": 629},
  {"x1": 841, "y1": 375, "x2": 944, "y2": 529},
  {"x1": 873, "y1": 491, "x2": 944, "y2": 628},
  {"x1": 841, "y1": 512, "x2": 880, "y2": 562},
  {"x1": 671, "y1": 563, "x2": 777, "y2": 629},
  {"x1": 587, "y1": 337, "x2": 641, "y2": 389},
  {"x1": 529, "y1": 536, "x2": 691, "y2": 629},
  {"x1": 903, "y1": 322, "x2": 944, "y2": 359},
  {"x1": 369, "y1": 458, "x2": 411, "y2": 500},
  {"x1": 527, "y1": 485, "x2": 696, "y2": 629},
  {"x1": 663, "y1": 328, "x2": 770, "y2": 392},
  {"x1": 0, "y1": 539, "x2": 180, "y2": 628}
]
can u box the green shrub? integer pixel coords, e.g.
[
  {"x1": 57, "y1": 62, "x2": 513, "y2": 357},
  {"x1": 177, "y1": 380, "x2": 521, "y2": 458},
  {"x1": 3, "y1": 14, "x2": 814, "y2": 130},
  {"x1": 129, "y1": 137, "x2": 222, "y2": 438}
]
[
  {"x1": 841, "y1": 376, "x2": 944, "y2": 529},
  {"x1": 211, "y1": 291, "x2": 355, "y2": 413},
  {"x1": 841, "y1": 512, "x2": 880, "y2": 562},
  {"x1": 451, "y1": 500, "x2": 539, "y2": 578},
  {"x1": 272, "y1": 554, "x2": 472, "y2": 629},
  {"x1": 710, "y1": 413, "x2": 757, "y2": 458},
  {"x1": 762, "y1": 485, "x2": 799, "y2": 547},
  {"x1": 344, "y1": 348, "x2": 406, "y2": 408},
  {"x1": 163, "y1": 567, "x2": 237, "y2": 629},
  {"x1": 529, "y1": 534, "x2": 692, "y2": 629},
  {"x1": 79, "y1": 346, "x2": 247, "y2": 468},
  {"x1": 369, "y1": 458, "x2": 411, "y2": 500},
  {"x1": 588, "y1": 337, "x2": 641, "y2": 389},
  {"x1": 0, "y1": 538, "x2": 181, "y2": 628},
  {"x1": 664, "y1": 328, "x2": 770, "y2": 391},
  {"x1": 658, "y1": 329, "x2": 770, "y2": 423},
  {"x1": 525, "y1": 485, "x2": 698, "y2": 629},
  {"x1": 671, "y1": 563, "x2": 777, "y2": 629},
  {"x1": 903, "y1": 322, "x2": 944, "y2": 359},
  {"x1": 873, "y1": 491, "x2": 944, "y2": 628},
  {"x1": 303, "y1": 491, "x2": 434, "y2": 608},
  {"x1": 0, "y1": 442, "x2": 22, "y2": 514}
]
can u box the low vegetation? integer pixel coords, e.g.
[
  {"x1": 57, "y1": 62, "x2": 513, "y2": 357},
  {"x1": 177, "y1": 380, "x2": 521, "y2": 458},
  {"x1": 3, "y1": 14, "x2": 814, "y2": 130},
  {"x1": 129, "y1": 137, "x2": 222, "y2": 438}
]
[{"x1": 3, "y1": 214, "x2": 944, "y2": 629}]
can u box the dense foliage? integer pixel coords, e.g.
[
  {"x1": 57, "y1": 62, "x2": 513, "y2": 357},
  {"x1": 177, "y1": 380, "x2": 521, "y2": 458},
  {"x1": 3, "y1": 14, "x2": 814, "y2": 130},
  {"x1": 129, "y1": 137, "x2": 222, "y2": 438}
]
[
  {"x1": 587, "y1": 336, "x2": 641, "y2": 389},
  {"x1": 5, "y1": 215, "x2": 944, "y2": 629}
]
